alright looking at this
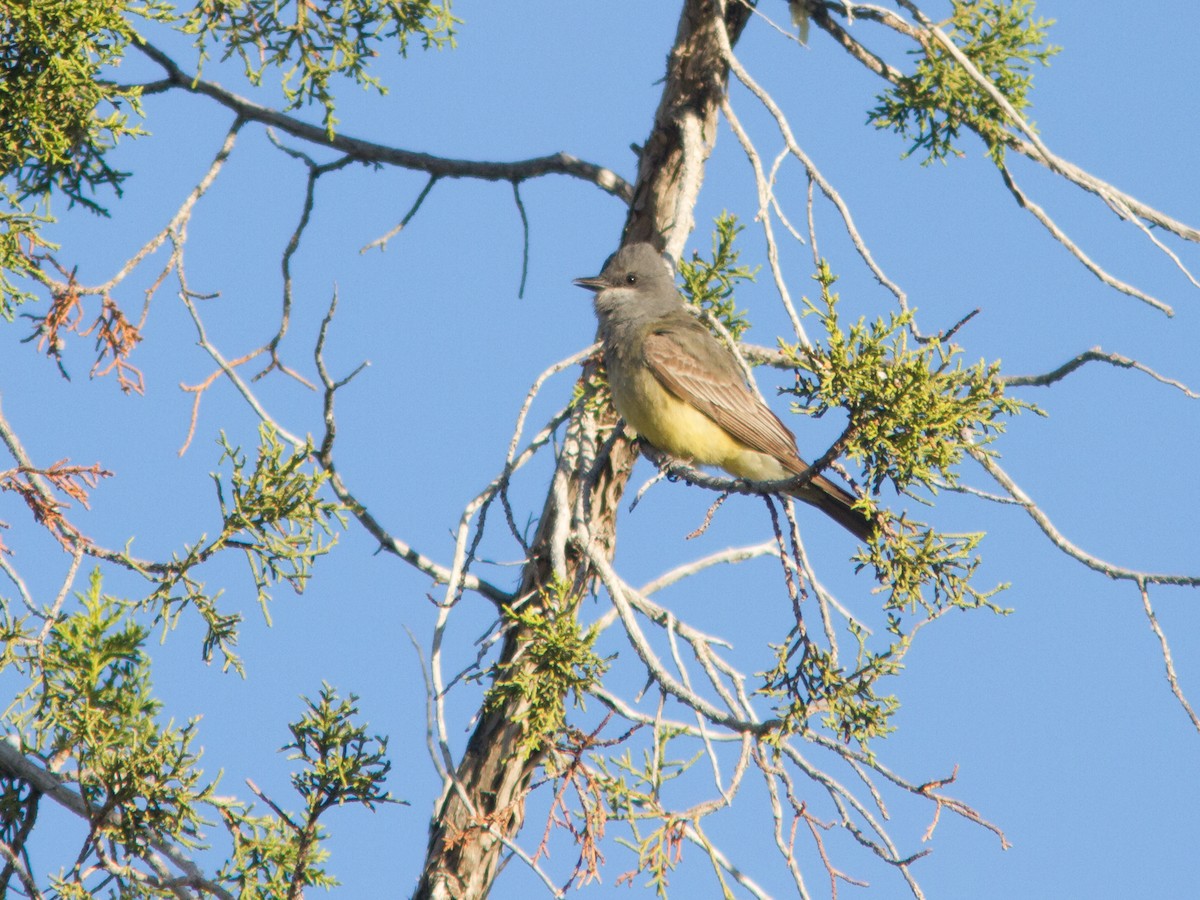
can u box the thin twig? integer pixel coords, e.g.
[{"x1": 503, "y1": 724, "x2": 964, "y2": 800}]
[
  {"x1": 997, "y1": 162, "x2": 1169, "y2": 315},
  {"x1": 512, "y1": 181, "x2": 531, "y2": 298},
  {"x1": 970, "y1": 446, "x2": 1200, "y2": 587},
  {"x1": 1004, "y1": 347, "x2": 1199, "y2": 397},
  {"x1": 1138, "y1": 581, "x2": 1200, "y2": 734},
  {"x1": 720, "y1": 96, "x2": 809, "y2": 344},
  {"x1": 360, "y1": 174, "x2": 440, "y2": 253}
]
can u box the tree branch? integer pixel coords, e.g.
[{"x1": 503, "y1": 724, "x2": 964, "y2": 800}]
[
  {"x1": 0, "y1": 743, "x2": 234, "y2": 900},
  {"x1": 1004, "y1": 347, "x2": 1200, "y2": 397},
  {"x1": 1139, "y1": 582, "x2": 1200, "y2": 735},
  {"x1": 131, "y1": 36, "x2": 633, "y2": 203},
  {"x1": 808, "y1": 0, "x2": 1199, "y2": 315},
  {"x1": 970, "y1": 445, "x2": 1200, "y2": 587}
]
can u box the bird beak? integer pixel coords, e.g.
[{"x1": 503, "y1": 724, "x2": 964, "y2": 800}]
[{"x1": 573, "y1": 275, "x2": 606, "y2": 293}]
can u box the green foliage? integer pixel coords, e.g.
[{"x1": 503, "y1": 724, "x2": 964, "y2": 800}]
[
  {"x1": 149, "y1": 424, "x2": 343, "y2": 671},
  {"x1": 0, "y1": 0, "x2": 164, "y2": 315},
  {"x1": 9, "y1": 572, "x2": 214, "y2": 878},
  {"x1": 185, "y1": 0, "x2": 460, "y2": 131},
  {"x1": 758, "y1": 261, "x2": 1021, "y2": 745},
  {"x1": 218, "y1": 807, "x2": 336, "y2": 899},
  {"x1": 593, "y1": 737, "x2": 701, "y2": 896},
  {"x1": 792, "y1": 263, "x2": 1021, "y2": 615},
  {"x1": 793, "y1": 263, "x2": 1025, "y2": 499},
  {"x1": 622, "y1": 816, "x2": 686, "y2": 898},
  {"x1": 868, "y1": 0, "x2": 1058, "y2": 164},
  {"x1": 0, "y1": 0, "x2": 157, "y2": 209},
  {"x1": 218, "y1": 684, "x2": 397, "y2": 897},
  {"x1": 760, "y1": 623, "x2": 902, "y2": 746},
  {"x1": 486, "y1": 576, "x2": 609, "y2": 759},
  {"x1": 572, "y1": 365, "x2": 616, "y2": 422},
  {"x1": 678, "y1": 212, "x2": 756, "y2": 340},
  {"x1": 866, "y1": 516, "x2": 1004, "y2": 623},
  {"x1": 0, "y1": 599, "x2": 31, "y2": 672},
  {"x1": 286, "y1": 683, "x2": 394, "y2": 813},
  {"x1": 212, "y1": 424, "x2": 343, "y2": 604},
  {"x1": 0, "y1": 0, "x2": 459, "y2": 317},
  {"x1": 0, "y1": 771, "x2": 34, "y2": 851},
  {"x1": 0, "y1": 569, "x2": 395, "y2": 895},
  {"x1": 0, "y1": 203, "x2": 53, "y2": 320}
]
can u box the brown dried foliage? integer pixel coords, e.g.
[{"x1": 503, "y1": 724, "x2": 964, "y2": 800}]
[
  {"x1": 531, "y1": 716, "x2": 643, "y2": 891},
  {"x1": 0, "y1": 461, "x2": 112, "y2": 549},
  {"x1": 26, "y1": 266, "x2": 145, "y2": 394}
]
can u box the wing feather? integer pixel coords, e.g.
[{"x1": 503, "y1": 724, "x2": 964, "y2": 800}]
[
  {"x1": 642, "y1": 325, "x2": 803, "y2": 470},
  {"x1": 641, "y1": 319, "x2": 874, "y2": 540}
]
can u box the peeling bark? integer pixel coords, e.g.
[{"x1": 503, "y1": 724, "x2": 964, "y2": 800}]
[{"x1": 413, "y1": 3, "x2": 752, "y2": 896}]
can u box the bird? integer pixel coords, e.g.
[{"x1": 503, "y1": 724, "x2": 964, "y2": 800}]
[{"x1": 574, "y1": 242, "x2": 874, "y2": 541}]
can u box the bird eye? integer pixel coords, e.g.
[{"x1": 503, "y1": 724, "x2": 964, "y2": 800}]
[{"x1": 625, "y1": 273, "x2": 637, "y2": 285}]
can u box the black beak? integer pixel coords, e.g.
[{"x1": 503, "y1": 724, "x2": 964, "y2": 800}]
[{"x1": 573, "y1": 276, "x2": 606, "y2": 293}]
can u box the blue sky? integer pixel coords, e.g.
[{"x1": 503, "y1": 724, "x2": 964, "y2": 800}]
[{"x1": 2, "y1": 1, "x2": 1199, "y2": 897}]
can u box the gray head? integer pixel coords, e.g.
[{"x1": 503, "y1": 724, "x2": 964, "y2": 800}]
[{"x1": 574, "y1": 243, "x2": 679, "y2": 323}]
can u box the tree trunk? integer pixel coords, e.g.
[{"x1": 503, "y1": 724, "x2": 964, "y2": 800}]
[{"x1": 413, "y1": 2, "x2": 751, "y2": 896}]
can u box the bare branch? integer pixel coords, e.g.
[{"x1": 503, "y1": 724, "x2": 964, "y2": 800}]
[
  {"x1": 638, "y1": 541, "x2": 779, "y2": 600},
  {"x1": 80, "y1": 118, "x2": 244, "y2": 298},
  {"x1": 511, "y1": 181, "x2": 531, "y2": 298},
  {"x1": 308, "y1": 292, "x2": 513, "y2": 605},
  {"x1": 584, "y1": 541, "x2": 774, "y2": 734},
  {"x1": 683, "y1": 822, "x2": 773, "y2": 900},
  {"x1": 1139, "y1": 582, "x2": 1200, "y2": 735},
  {"x1": 360, "y1": 175, "x2": 439, "y2": 253},
  {"x1": 131, "y1": 37, "x2": 632, "y2": 203},
  {"x1": 720, "y1": 96, "x2": 809, "y2": 343},
  {"x1": 0, "y1": 841, "x2": 43, "y2": 900},
  {"x1": 713, "y1": 15, "x2": 915, "y2": 326},
  {"x1": 1004, "y1": 131, "x2": 1200, "y2": 245},
  {"x1": 757, "y1": 759, "x2": 815, "y2": 899},
  {"x1": 969, "y1": 446, "x2": 1200, "y2": 587},
  {"x1": 808, "y1": 2, "x2": 914, "y2": 82},
  {"x1": 996, "y1": 162, "x2": 1170, "y2": 314},
  {"x1": 1004, "y1": 347, "x2": 1200, "y2": 397},
  {"x1": 810, "y1": 0, "x2": 1199, "y2": 310},
  {"x1": 260, "y1": 132, "x2": 356, "y2": 379},
  {"x1": 179, "y1": 294, "x2": 306, "y2": 449}
]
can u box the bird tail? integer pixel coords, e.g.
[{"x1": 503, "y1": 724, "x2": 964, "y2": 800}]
[{"x1": 790, "y1": 475, "x2": 875, "y2": 542}]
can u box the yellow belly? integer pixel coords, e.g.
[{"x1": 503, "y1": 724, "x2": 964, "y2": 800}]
[{"x1": 608, "y1": 366, "x2": 789, "y2": 482}]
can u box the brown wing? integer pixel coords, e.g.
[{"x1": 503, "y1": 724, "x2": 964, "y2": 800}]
[
  {"x1": 644, "y1": 319, "x2": 875, "y2": 541},
  {"x1": 642, "y1": 322, "x2": 803, "y2": 470}
]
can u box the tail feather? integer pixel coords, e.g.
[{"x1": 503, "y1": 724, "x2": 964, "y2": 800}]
[{"x1": 789, "y1": 475, "x2": 875, "y2": 542}]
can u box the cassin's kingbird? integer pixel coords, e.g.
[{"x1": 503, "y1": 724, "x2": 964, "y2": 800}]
[{"x1": 575, "y1": 242, "x2": 873, "y2": 541}]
